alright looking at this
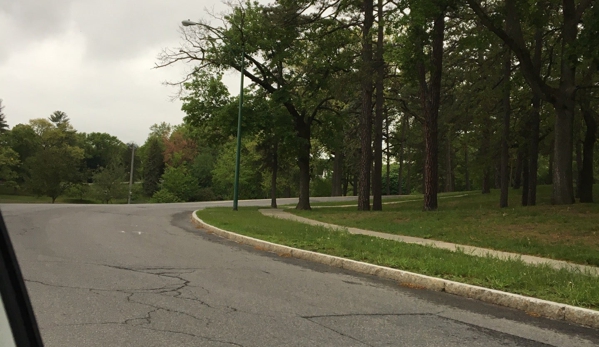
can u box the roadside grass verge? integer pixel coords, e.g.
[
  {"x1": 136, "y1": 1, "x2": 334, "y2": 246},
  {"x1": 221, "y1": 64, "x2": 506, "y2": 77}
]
[
  {"x1": 290, "y1": 185, "x2": 599, "y2": 266},
  {"x1": 281, "y1": 191, "x2": 472, "y2": 208},
  {"x1": 196, "y1": 207, "x2": 599, "y2": 310}
]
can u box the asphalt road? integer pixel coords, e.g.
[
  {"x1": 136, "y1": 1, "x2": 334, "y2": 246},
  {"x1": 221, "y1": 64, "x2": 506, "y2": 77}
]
[{"x1": 2, "y1": 199, "x2": 598, "y2": 347}]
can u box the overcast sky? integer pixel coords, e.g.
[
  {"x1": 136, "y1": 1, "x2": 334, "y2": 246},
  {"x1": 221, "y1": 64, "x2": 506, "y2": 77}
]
[{"x1": 0, "y1": 0, "x2": 257, "y2": 144}]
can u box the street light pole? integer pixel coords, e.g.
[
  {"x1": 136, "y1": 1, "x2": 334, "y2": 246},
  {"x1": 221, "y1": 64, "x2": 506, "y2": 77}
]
[
  {"x1": 181, "y1": 19, "x2": 244, "y2": 211},
  {"x1": 233, "y1": 47, "x2": 245, "y2": 211}
]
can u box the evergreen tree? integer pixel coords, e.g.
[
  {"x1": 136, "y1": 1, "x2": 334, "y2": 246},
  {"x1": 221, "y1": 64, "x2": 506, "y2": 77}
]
[
  {"x1": 0, "y1": 100, "x2": 8, "y2": 133},
  {"x1": 142, "y1": 137, "x2": 165, "y2": 196}
]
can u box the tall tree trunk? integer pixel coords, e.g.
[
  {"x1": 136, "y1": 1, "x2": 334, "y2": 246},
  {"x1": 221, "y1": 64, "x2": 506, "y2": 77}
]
[
  {"x1": 444, "y1": 128, "x2": 454, "y2": 192},
  {"x1": 295, "y1": 118, "x2": 311, "y2": 210},
  {"x1": 358, "y1": 0, "x2": 374, "y2": 211},
  {"x1": 552, "y1": 107, "x2": 575, "y2": 204},
  {"x1": 331, "y1": 151, "x2": 343, "y2": 196},
  {"x1": 398, "y1": 115, "x2": 408, "y2": 195},
  {"x1": 372, "y1": 0, "x2": 385, "y2": 210},
  {"x1": 500, "y1": 47, "x2": 511, "y2": 208},
  {"x1": 479, "y1": 48, "x2": 491, "y2": 195},
  {"x1": 342, "y1": 171, "x2": 349, "y2": 197},
  {"x1": 575, "y1": 130, "x2": 583, "y2": 199},
  {"x1": 271, "y1": 142, "x2": 278, "y2": 208},
  {"x1": 406, "y1": 148, "x2": 412, "y2": 195},
  {"x1": 464, "y1": 142, "x2": 471, "y2": 191},
  {"x1": 385, "y1": 110, "x2": 391, "y2": 196},
  {"x1": 521, "y1": 148, "x2": 530, "y2": 206},
  {"x1": 513, "y1": 148, "x2": 523, "y2": 189},
  {"x1": 550, "y1": 0, "x2": 578, "y2": 205},
  {"x1": 419, "y1": 11, "x2": 445, "y2": 211},
  {"x1": 528, "y1": 95, "x2": 541, "y2": 204},
  {"x1": 528, "y1": 28, "x2": 543, "y2": 206},
  {"x1": 467, "y1": 0, "x2": 587, "y2": 205},
  {"x1": 579, "y1": 95, "x2": 597, "y2": 203}
]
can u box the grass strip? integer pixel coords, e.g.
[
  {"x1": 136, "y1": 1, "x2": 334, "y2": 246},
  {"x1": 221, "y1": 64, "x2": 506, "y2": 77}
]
[
  {"x1": 197, "y1": 207, "x2": 599, "y2": 311},
  {"x1": 290, "y1": 186, "x2": 599, "y2": 266}
]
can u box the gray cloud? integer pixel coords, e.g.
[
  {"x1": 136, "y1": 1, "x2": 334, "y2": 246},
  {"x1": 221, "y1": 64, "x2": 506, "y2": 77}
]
[{"x1": 0, "y1": 0, "x2": 251, "y2": 144}]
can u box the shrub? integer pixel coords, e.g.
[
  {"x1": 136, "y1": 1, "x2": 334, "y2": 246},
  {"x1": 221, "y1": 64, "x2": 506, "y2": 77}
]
[{"x1": 151, "y1": 189, "x2": 182, "y2": 203}]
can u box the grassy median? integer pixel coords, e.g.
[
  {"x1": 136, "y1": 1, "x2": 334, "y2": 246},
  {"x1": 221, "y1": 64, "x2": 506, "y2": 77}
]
[
  {"x1": 291, "y1": 185, "x2": 599, "y2": 266},
  {"x1": 196, "y1": 207, "x2": 599, "y2": 310}
]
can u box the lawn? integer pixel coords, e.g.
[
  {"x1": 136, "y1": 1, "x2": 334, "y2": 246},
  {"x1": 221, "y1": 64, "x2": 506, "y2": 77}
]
[
  {"x1": 196, "y1": 207, "x2": 599, "y2": 310},
  {"x1": 290, "y1": 185, "x2": 599, "y2": 266}
]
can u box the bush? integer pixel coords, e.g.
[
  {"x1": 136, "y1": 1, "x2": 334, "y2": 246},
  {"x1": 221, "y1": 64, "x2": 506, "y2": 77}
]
[
  {"x1": 151, "y1": 189, "x2": 182, "y2": 203},
  {"x1": 310, "y1": 176, "x2": 332, "y2": 197},
  {"x1": 194, "y1": 187, "x2": 217, "y2": 201},
  {"x1": 160, "y1": 165, "x2": 198, "y2": 202},
  {"x1": 65, "y1": 183, "x2": 90, "y2": 201}
]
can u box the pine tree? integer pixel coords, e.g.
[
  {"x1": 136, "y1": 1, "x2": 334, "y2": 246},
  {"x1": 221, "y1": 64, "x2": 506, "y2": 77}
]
[
  {"x1": 142, "y1": 137, "x2": 165, "y2": 196},
  {"x1": 0, "y1": 100, "x2": 8, "y2": 133}
]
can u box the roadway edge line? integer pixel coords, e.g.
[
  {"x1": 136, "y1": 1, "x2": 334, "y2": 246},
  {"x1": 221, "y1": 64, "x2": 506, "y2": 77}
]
[{"x1": 191, "y1": 210, "x2": 598, "y2": 329}]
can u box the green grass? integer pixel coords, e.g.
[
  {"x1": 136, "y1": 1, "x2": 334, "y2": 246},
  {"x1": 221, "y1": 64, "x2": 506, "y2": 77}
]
[
  {"x1": 280, "y1": 191, "x2": 471, "y2": 208},
  {"x1": 197, "y1": 207, "x2": 599, "y2": 310},
  {"x1": 290, "y1": 185, "x2": 599, "y2": 266}
]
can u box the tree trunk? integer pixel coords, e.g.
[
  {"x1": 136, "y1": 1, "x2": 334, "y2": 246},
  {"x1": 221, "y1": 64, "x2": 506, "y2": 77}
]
[
  {"x1": 398, "y1": 115, "x2": 408, "y2": 195},
  {"x1": 521, "y1": 149, "x2": 530, "y2": 206},
  {"x1": 342, "y1": 171, "x2": 349, "y2": 196},
  {"x1": 552, "y1": 106, "x2": 575, "y2": 204},
  {"x1": 284, "y1": 185, "x2": 291, "y2": 198},
  {"x1": 406, "y1": 148, "x2": 412, "y2": 195},
  {"x1": 444, "y1": 128, "x2": 454, "y2": 192},
  {"x1": 295, "y1": 118, "x2": 311, "y2": 210},
  {"x1": 579, "y1": 96, "x2": 597, "y2": 203},
  {"x1": 500, "y1": 47, "x2": 511, "y2": 208},
  {"x1": 549, "y1": 1, "x2": 578, "y2": 205},
  {"x1": 419, "y1": 11, "x2": 445, "y2": 211},
  {"x1": 513, "y1": 148, "x2": 523, "y2": 189},
  {"x1": 372, "y1": 0, "x2": 385, "y2": 210},
  {"x1": 385, "y1": 110, "x2": 391, "y2": 196},
  {"x1": 464, "y1": 142, "x2": 471, "y2": 191},
  {"x1": 528, "y1": 94, "x2": 541, "y2": 205},
  {"x1": 271, "y1": 142, "x2": 278, "y2": 208},
  {"x1": 358, "y1": 0, "x2": 374, "y2": 211},
  {"x1": 575, "y1": 131, "x2": 583, "y2": 199},
  {"x1": 526, "y1": 28, "x2": 543, "y2": 206},
  {"x1": 331, "y1": 151, "x2": 343, "y2": 196}
]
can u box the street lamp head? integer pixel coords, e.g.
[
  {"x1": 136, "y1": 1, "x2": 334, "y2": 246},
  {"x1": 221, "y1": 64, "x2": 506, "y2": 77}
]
[{"x1": 182, "y1": 20, "x2": 198, "y2": 27}]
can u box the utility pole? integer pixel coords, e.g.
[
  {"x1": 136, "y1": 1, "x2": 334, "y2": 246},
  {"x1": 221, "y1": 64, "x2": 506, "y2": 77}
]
[{"x1": 128, "y1": 145, "x2": 135, "y2": 204}]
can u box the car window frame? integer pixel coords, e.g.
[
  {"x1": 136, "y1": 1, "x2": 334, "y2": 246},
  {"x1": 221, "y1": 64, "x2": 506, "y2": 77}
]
[{"x1": 0, "y1": 209, "x2": 45, "y2": 347}]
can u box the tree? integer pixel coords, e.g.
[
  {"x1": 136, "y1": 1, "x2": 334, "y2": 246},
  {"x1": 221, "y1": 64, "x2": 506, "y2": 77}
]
[
  {"x1": 407, "y1": 1, "x2": 448, "y2": 211},
  {"x1": 158, "y1": 1, "x2": 356, "y2": 210},
  {"x1": 163, "y1": 127, "x2": 198, "y2": 167},
  {"x1": 0, "y1": 99, "x2": 8, "y2": 133},
  {"x1": 49, "y1": 111, "x2": 70, "y2": 127},
  {"x1": 92, "y1": 162, "x2": 127, "y2": 204},
  {"x1": 81, "y1": 132, "x2": 127, "y2": 171},
  {"x1": 466, "y1": 0, "x2": 596, "y2": 204},
  {"x1": 157, "y1": 165, "x2": 199, "y2": 202},
  {"x1": 3, "y1": 124, "x2": 39, "y2": 183},
  {"x1": 211, "y1": 139, "x2": 264, "y2": 200},
  {"x1": 26, "y1": 145, "x2": 84, "y2": 203},
  {"x1": 358, "y1": 0, "x2": 375, "y2": 211},
  {"x1": 142, "y1": 136, "x2": 165, "y2": 197},
  {"x1": 0, "y1": 147, "x2": 20, "y2": 187}
]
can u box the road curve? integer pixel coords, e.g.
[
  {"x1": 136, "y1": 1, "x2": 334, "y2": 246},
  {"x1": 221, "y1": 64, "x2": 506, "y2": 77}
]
[{"x1": 1, "y1": 199, "x2": 598, "y2": 347}]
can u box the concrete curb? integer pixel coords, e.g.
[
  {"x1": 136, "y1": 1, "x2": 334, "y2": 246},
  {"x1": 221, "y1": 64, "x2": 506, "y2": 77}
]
[{"x1": 191, "y1": 210, "x2": 599, "y2": 329}]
